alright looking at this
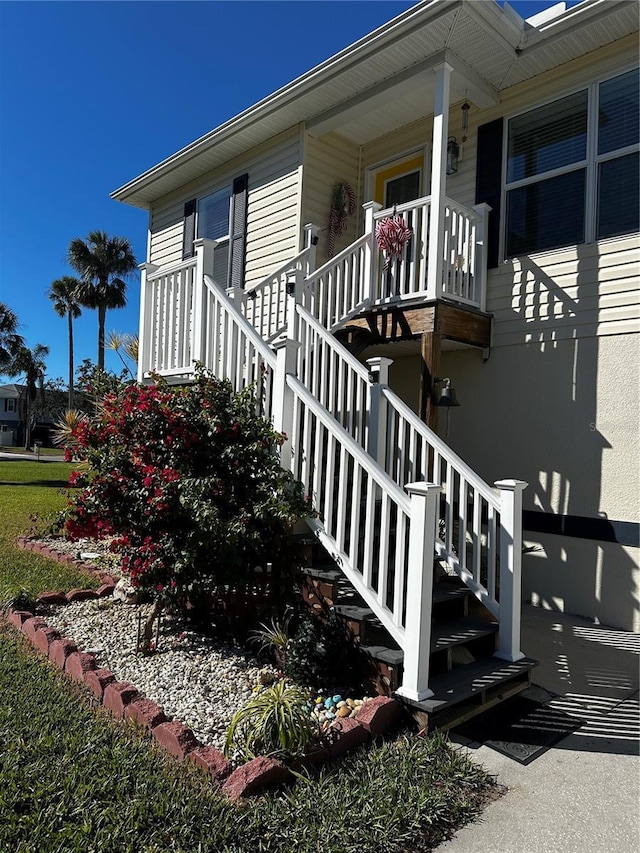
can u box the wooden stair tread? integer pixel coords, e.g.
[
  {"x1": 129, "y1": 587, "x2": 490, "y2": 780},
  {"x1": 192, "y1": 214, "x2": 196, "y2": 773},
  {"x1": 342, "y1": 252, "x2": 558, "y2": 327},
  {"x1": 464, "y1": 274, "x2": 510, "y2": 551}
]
[
  {"x1": 431, "y1": 617, "x2": 497, "y2": 651},
  {"x1": 412, "y1": 656, "x2": 539, "y2": 713},
  {"x1": 361, "y1": 644, "x2": 404, "y2": 666},
  {"x1": 432, "y1": 585, "x2": 470, "y2": 605}
]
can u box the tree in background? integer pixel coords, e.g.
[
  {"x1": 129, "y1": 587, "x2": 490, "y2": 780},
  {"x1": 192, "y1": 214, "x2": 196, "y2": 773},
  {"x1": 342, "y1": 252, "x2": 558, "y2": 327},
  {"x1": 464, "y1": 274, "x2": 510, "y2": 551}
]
[
  {"x1": 67, "y1": 231, "x2": 137, "y2": 371},
  {"x1": 48, "y1": 276, "x2": 82, "y2": 409},
  {"x1": 7, "y1": 343, "x2": 50, "y2": 449},
  {"x1": 0, "y1": 302, "x2": 24, "y2": 374}
]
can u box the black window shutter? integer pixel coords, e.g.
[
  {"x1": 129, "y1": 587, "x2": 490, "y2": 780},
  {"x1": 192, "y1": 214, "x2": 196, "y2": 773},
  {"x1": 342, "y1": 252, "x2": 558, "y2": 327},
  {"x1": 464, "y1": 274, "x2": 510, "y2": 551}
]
[
  {"x1": 182, "y1": 199, "x2": 197, "y2": 260},
  {"x1": 228, "y1": 174, "x2": 249, "y2": 289},
  {"x1": 475, "y1": 118, "x2": 504, "y2": 269}
]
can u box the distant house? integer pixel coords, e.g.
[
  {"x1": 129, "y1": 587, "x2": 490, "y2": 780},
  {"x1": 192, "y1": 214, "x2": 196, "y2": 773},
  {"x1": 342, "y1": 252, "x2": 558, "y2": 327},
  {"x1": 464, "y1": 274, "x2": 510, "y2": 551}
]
[
  {"x1": 112, "y1": 0, "x2": 639, "y2": 706},
  {"x1": 0, "y1": 384, "x2": 21, "y2": 446}
]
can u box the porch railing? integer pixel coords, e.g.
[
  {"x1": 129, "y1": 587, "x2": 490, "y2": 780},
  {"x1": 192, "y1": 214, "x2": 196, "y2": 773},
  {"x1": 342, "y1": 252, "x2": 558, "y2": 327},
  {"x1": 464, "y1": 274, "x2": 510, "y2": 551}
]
[{"x1": 301, "y1": 196, "x2": 489, "y2": 332}]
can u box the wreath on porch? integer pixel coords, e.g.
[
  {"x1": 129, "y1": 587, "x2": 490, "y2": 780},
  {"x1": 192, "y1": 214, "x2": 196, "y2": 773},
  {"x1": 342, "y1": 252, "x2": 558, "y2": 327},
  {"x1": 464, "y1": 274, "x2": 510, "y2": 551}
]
[
  {"x1": 327, "y1": 181, "x2": 356, "y2": 259},
  {"x1": 375, "y1": 213, "x2": 413, "y2": 270}
]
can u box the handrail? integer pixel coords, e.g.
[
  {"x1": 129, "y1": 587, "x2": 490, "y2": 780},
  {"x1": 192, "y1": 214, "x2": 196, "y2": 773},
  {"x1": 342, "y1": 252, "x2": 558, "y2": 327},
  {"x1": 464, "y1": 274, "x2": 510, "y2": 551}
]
[
  {"x1": 304, "y1": 233, "x2": 370, "y2": 288},
  {"x1": 381, "y1": 386, "x2": 500, "y2": 510},
  {"x1": 245, "y1": 246, "x2": 310, "y2": 297},
  {"x1": 203, "y1": 275, "x2": 277, "y2": 371},
  {"x1": 145, "y1": 256, "x2": 197, "y2": 282},
  {"x1": 296, "y1": 304, "x2": 370, "y2": 383}
]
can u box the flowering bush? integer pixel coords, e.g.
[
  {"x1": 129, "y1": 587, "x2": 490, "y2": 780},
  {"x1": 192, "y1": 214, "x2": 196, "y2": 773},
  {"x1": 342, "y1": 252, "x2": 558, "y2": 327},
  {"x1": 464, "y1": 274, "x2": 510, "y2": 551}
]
[{"x1": 62, "y1": 370, "x2": 312, "y2": 607}]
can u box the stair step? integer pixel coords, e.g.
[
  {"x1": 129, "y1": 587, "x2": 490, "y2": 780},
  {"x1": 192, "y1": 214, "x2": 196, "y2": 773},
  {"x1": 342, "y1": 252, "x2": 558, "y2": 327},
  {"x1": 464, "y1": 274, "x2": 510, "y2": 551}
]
[
  {"x1": 411, "y1": 656, "x2": 539, "y2": 715},
  {"x1": 431, "y1": 617, "x2": 497, "y2": 652},
  {"x1": 303, "y1": 565, "x2": 343, "y2": 583},
  {"x1": 432, "y1": 585, "x2": 470, "y2": 605},
  {"x1": 333, "y1": 603, "x2": 374, "y2": 623},
  {"x1": 361, "y1": 644, "x2": 404, "y2": 667}
]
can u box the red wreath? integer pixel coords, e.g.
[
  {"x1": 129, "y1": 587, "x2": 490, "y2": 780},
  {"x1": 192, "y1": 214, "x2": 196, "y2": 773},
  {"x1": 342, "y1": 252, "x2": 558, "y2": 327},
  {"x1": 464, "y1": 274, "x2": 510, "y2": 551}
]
[{"x1": 375, "y1": 215, "x2": 413, "y2": 270}]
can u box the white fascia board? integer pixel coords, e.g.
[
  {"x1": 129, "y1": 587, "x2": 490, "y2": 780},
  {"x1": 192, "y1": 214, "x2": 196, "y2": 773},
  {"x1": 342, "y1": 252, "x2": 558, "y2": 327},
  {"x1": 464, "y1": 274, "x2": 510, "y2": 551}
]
[{"x1": 517, "y1": 0, "x2": 633, "y2": 52}]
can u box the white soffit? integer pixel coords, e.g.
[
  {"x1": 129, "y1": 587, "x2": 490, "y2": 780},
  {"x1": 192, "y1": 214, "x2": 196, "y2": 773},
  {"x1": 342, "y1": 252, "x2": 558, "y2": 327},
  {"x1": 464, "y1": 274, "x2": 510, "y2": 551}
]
[{"x1": 112, "y1": 0, "x2": 638, "y2": 209}]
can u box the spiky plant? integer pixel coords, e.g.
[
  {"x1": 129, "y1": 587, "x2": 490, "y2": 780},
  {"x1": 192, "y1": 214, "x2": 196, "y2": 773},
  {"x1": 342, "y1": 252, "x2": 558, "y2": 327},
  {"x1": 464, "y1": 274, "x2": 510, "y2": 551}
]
[{"x1": 225, "y1": 679, "x2": 319, "y2": 761}]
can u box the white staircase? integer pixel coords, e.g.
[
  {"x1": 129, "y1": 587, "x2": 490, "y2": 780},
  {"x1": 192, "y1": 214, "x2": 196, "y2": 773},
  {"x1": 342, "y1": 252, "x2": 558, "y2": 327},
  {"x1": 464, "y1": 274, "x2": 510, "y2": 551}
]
[{"x1": 138, "y1": 198, "x2": 529, "y2": 705}]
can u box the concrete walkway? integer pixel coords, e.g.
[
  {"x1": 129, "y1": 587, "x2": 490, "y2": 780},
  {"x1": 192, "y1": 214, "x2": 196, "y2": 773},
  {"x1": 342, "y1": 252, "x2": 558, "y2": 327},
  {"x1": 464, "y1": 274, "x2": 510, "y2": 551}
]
[
  {"x1": 441, "y1": 605, "x2": 640, "y2": 853},
  {"x1": 0, "y1": 451, "x2": 66, "y2": 462}
]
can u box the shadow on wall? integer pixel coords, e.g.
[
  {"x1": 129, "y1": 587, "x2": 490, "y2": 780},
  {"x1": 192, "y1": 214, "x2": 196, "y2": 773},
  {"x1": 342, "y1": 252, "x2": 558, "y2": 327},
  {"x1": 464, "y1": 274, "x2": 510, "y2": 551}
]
[{"x1": 441, "y1": 242, "x2": 639, "y2": 632}]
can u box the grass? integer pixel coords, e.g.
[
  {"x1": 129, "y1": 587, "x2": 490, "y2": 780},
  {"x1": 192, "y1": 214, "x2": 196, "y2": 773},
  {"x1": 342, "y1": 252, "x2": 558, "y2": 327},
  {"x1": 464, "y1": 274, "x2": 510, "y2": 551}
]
[
  {"x1": 0, "y1": 460, "x2": 98, "y2": 603},
  {"x1": 0, "y1": 457, "x2": 497, "y2": 852},
  {"x1": 0, "y1": 622, "x2": 495, "y2": 853}
]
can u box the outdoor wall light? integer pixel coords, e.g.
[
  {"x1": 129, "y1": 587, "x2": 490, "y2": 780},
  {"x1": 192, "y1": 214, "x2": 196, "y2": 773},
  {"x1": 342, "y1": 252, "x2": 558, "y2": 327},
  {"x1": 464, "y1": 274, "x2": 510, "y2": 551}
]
[{"x1": 446, "y1": 137, "x2": 459, "y2": 175}]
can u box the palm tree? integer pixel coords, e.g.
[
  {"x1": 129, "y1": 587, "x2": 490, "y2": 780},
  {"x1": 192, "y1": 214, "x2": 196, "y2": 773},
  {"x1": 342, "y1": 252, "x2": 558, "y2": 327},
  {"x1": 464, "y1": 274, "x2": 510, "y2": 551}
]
[
  {"x1": 7, "y1": 344, "x2": 49, "y2": 449},
  {"x1": 48, "y1": 277, "x2": 82, "y2": 409},
  {"x1": 67, "y1": 231, "x2": 137, "y2": 370},
  {"x1": 0, "y1": 302, "x2": 24, "y2": 374}
]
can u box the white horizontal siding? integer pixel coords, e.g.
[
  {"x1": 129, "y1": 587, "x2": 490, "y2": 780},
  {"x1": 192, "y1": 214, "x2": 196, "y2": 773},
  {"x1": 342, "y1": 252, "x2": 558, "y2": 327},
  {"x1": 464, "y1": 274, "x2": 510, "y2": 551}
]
[
  {"x1": 302, "y1": 131, "x2": 360, "y2": 266},
  {"x1": 149, "y1": 127, "x2": 303, "y2": 287}
]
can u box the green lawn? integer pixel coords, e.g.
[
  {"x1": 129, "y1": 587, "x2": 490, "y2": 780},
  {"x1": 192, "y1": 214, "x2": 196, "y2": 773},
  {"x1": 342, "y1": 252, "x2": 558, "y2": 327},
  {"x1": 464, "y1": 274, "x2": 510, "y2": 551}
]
[
  {"x1": 0, "y1": 460, "x2": 97, "y2": 603},
  {"x1": 0, "y1": 459, "x2": 496, "y2": 852}
]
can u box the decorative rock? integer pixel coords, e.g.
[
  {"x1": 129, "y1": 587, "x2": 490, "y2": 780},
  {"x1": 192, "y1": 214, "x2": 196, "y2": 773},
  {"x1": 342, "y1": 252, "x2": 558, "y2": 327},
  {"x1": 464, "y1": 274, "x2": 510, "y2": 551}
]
[
  {"x1": 355, "y1": 696, "x2": 401, "y2": 736},
  {"x1": 84, "y1": 668, "x2": 117, "y2": 701},
  {"x1": 113, "y1": 578, "x2": 139, "y2": 604},
  {"x1": 222, "y1": 756, "x2": 289, "y2": 800},
  {"x1": 336, "y1": 700, "x2": 347, "y2": 709},
  {"x1": 36, "y1": 591, "x2": 67, "y2": 605},
  {"x1": 49, "y1": 638, "x2": 78, "y2": 669},
  {"x1": 7, "y1": 610, "x2": 33, "y2": 629},
  {"x1": 328, "y1": 718, "x2": 369, "y2": 757},
  {"x1": 103, "y1": 681, "x2": 139, "y2": 717},
  {"x1": 189, "y1": 746, "x2": 233, "y2": 782},
  {"x1": 332, "y1": 694, "x2": 342, "y2": 704},
  {"x1": 124, "y1": 697, "x2": 168, "y2": 731},
  {"x1": 336, "y1": 705, "x2": 351, "y2": 718},
  {"x1": 22, "y1": 616, "x2": 47, "y2": 642},
  {"x1": 66, "y1": 588, "x2": 99, "y2": 603},
  {"x1": 152, "y1": 720, "x2": 199, "y2": 760},
  {"x1": 65, "y1": 651, "x2": 97, "y2": 682},
  {"x1": 96, "y1": 583, "x2": 116, "y2": 597},
  {"x1": 34, "y1": 626, "x2": 61, "y2": 655}
]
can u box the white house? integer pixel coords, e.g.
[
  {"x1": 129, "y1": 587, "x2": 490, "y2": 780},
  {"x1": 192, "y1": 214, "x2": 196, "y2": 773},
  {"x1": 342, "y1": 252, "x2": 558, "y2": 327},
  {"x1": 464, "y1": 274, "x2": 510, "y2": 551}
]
[
  {"x1": 0, "y1": 383, "x2": 21, "y2": 446},
  {"x1": 112, "y1": 0, "x2": 639, "y2": 706}
]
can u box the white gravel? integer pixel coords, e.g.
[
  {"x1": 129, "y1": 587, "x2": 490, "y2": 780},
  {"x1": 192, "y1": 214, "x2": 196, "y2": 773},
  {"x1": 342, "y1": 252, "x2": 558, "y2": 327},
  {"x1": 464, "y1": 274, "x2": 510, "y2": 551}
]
[{"x1": 46, "y1": 598, "x2": 277, "y2": 751}]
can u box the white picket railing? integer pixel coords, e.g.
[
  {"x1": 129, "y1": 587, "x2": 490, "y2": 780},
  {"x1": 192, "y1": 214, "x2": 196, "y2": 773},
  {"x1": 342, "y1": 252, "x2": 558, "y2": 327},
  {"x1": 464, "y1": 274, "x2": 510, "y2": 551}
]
[{"x1": 137, "y1": 197, "x2": 522, "y2": 699}]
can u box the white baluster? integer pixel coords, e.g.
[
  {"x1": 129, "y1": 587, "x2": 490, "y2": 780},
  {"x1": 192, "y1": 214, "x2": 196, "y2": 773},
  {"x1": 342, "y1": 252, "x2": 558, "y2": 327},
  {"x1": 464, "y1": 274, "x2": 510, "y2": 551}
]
[
  {"x1": 473, "y1": 203, "x2": 491, "y2": 312},
  {"x1": 362, "y1": 201, "x2": 382, "y2": 303}
]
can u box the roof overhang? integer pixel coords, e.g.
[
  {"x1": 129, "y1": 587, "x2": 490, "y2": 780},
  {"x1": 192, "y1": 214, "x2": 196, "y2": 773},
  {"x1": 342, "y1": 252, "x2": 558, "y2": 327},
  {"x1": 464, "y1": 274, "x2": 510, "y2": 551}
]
[{"x1": 112, "y1": 0, "x2": 637, "y2": 209}]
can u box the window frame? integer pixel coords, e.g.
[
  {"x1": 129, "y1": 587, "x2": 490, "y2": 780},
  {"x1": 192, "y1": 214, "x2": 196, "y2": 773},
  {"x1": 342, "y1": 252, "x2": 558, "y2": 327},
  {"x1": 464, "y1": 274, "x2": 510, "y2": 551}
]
[{"x1": 501, "y1": 65, "x2": 639, "y2": 260}]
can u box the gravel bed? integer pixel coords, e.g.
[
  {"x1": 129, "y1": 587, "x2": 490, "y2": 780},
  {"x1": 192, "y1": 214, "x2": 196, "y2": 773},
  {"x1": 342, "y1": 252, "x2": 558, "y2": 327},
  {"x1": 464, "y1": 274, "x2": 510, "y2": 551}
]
[{"x1": 46, "y1": 598, "x2": 277, "y2": 751}]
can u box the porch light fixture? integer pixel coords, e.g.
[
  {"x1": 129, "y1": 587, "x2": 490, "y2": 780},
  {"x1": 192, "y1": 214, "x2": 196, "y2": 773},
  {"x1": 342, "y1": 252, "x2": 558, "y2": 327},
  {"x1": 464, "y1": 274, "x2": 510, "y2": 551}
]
[{"x1": 446, "y1": 137, "x2": 459, "y2": 175}]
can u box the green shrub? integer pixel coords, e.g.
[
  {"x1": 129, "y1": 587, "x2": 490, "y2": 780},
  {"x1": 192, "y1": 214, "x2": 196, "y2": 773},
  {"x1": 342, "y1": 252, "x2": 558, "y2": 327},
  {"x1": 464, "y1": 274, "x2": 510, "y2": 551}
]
[
  {"x1": 224, "y1": 678, "x2": 319, "y2": 761},
  {"x1": 61, "y1": 368, "x2": 313, "y2": 610},
  {"x1": 286, "y1": 614, "x2": 366, "y2": 693}
]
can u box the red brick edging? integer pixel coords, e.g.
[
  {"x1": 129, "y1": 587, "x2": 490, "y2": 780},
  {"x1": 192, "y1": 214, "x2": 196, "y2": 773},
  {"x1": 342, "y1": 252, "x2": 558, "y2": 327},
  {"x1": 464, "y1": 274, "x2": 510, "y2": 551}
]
[{"x1": 3, "y1": 576, "x2": 401, "y2": 799}]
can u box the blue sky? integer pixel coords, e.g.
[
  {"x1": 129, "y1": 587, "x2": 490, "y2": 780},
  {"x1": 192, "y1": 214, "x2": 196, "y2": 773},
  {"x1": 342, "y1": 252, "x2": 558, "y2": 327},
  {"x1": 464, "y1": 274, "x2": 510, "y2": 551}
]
[{"x1": 0, "y1": 0, "x2": 575, "y2": 384}]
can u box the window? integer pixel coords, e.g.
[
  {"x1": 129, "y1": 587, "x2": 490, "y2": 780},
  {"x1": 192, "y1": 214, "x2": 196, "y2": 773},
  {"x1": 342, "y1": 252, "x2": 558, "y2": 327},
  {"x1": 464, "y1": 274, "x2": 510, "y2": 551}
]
[
  {"x1": 6, "y1": 399, "x2": 16, "y2": 412},
  {"x1": 198, "y1": 187, "x2": 231, "y2": 287},
  {"x1": 505, "y1": 69, "x2": 639, "y2": 257}
]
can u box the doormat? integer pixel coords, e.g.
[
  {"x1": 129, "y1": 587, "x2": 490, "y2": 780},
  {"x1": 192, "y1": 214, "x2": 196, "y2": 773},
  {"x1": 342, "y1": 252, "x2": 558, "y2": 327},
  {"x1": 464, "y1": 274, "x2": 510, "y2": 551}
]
[{"x1": 453, "y1": 695, "x2": 582, "y2": 765}]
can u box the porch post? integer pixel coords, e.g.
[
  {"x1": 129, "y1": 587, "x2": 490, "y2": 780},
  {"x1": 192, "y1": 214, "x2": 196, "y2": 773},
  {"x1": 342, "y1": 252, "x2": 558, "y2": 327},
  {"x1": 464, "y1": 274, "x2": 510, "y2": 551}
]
[
  {"x1": 304, "y1": 223, "x2": 319, "y2": 275},
  {"x1": 273, "y1": 336, "x2": 301, "y2": 471},
  {"x1": 426, "y1": 61, "x2": 453, "y2": 301},
  {"x1": 366, "y1": 356, "x2": 393, "y2": 469},
  {"x1": 362, "y1": 201, "x2": 383, "y2": 303},
  {"x1": 494, "y1": 479, "x2": 528, "y2": 662},
  {"x1": 193, "y1": 238, "x2": 216, "y2": 367},
  {"x1": 472, "y1": 203, "x2": 492, "y2": 312},
  {"x1": 396, "y1": 481, "x2": 441, "y2": 702},
  {"x1": 137, "y1": 262, "x2": 158, "y2": 382}
]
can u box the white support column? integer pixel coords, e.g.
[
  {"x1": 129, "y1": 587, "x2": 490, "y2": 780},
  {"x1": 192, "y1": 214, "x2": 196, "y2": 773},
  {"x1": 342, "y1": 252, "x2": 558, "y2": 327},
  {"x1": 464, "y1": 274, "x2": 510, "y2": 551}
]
[
  {"x1": 494, "y1": 479, "x2": 528, "y2": 662},
  {"x1": 272, "y1": 337, "x2": 301, "y2": 471},
  {"x1": 362, "y1": 201, "x2": 383, "y2": 303},
  {"x1": 472, "y1": 202, "x2": 492, "y2": 312},
  {"x1": 304, "y1": 223, "x2": 319, "y2": 275},
  {"x1": 426, "y1": 61, "x2": 453, "y2": 301},
  {"x1": 396, "y1": 481, "x2": 441, "y2": 703},
  {"x1": 366, "y1": 357, "x2": 393, "y2": 470},
  {"x1": 137, "y1": 262, "x2": 158, "y2": 383},
  {"x1": 193, "y1": 238, "x2": 216, "y2": 367}
]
